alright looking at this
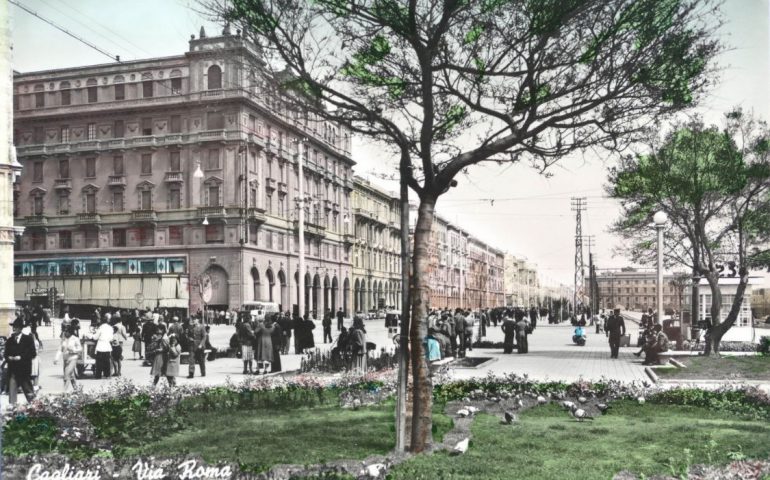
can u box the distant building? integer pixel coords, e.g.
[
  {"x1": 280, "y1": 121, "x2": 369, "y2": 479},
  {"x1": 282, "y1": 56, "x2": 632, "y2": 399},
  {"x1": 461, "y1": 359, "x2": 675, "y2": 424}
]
[
  {"x1": 593, "y1": 268, "x2": 691, "y2": 313},
  {"x1": 12, "y1": 29, "x2": 355, "y2": 316},
  {"x1": 503, "y1": 254, "x2": 539, "y2": 307}
]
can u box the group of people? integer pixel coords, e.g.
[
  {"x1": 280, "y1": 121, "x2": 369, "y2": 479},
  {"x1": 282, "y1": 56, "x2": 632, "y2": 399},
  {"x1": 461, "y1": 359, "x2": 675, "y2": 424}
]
[
  {"x1": 425, "y1": 308, "x2": 482, "y2": 359},
  {"x1": 633, "y1": 308, "x2": 670, "y2": 365},
  {"x1": 500, "y1": 308, "x2": 535, "y2": 354}
]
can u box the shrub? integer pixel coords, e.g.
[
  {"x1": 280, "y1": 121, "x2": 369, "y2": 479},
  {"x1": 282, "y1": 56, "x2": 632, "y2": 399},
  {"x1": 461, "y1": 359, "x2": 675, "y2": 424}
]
[
  {"x1": 759, "y1": 336, "x2": 770, "y2": 355},
  {"x1": 300, "y1": 347, "x2": 398, "y2": 373}
]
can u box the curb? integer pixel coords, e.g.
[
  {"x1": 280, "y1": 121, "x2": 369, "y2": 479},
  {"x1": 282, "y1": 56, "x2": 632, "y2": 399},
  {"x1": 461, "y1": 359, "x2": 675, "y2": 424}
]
[
  {"x1": 669, "y1": 358, "x2": 686, "y2": 369},
  {"x1": 644, "y1": 366, "x2": 660, "y2": 384}
]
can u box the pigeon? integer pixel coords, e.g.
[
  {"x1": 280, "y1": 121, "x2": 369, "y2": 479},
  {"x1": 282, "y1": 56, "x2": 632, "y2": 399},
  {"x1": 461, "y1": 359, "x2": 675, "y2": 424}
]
[
  {"x1": 503, "y1": 411, "x2": 518, "y2": 424},
  {"x1": 456, "y1": 408, "x2": 471, "y2": 418},
  {"x1": 637, "y1": 396, "x2": 646, "y2": 405},
  {"x1": 578, "y1": 396, "x2": 588, "y2": 404},
  {"x1": 362, "y1": 463, "x2": 386, "y2": 478},
  {"x1": 490, "y1": 396, "x2": 500, "y2": 403},
  {"x1": 452, "y1": 438, "x2": 469, "y2": 455},
  {"x1": 465, "y1": 406, "x2": 479, "y2": 414},
  {"x1": 512, "y1": 397, "x2": 524, "y2": 410},
  {"x1": 597, "y1": 403, "x2": 611, "y2": 414},
  {"x1": 352, "y1": 398, "x2": 362, "y2": 410},
  {"x1": 561, "y1": 400, "x2": 576, "y2": 411},
  {"x1": 569, "y1": 405, "x2": 594, "y2": 422},
  {"x1": 536, "y1": 395, "x2": 548, "y2": 405}
]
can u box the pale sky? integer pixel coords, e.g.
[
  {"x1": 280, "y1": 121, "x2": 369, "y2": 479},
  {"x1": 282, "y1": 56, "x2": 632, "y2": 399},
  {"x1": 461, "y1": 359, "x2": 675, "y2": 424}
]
[{"x1": 10, "y1": 0, "x2": 770, "y2": 288}]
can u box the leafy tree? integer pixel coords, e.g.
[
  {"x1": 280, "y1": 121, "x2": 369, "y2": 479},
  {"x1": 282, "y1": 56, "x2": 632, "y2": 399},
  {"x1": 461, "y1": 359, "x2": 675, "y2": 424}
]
[
  {"x1": 608, "y1": 110, "x2": 770, "y2": 354},
  {"x1": 211, "y1": 0, "x2": 722, "y2": 450}
]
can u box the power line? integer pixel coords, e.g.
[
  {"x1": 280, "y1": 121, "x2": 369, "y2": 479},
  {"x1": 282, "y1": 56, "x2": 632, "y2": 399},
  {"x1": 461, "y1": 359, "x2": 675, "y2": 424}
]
[{"x1": 9, "y1": 0, "x2": 121, "y2": 63}]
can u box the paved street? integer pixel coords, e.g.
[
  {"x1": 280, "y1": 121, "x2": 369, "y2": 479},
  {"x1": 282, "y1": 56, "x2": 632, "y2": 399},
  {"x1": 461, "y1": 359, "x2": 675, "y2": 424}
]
[{"x1": 2, "y1": 314, "x2": 649, "y2": 405}]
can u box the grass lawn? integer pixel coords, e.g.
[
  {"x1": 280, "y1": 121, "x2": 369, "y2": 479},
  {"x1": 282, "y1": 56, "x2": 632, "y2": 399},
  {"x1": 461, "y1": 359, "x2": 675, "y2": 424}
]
[
  {"x1": 387, "y1": 401, "x2": 770, "y2": 480},
  {"x1": 123, "y1": 400, "x2": 453, "y2": 473},
  {"x1": 658, "y1": 355, "x2": 770, "y2": 380}
]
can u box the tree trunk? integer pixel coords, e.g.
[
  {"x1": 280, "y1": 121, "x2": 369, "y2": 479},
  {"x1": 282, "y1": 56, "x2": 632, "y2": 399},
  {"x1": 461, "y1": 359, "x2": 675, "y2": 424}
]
[
  {"x1": 708, "y1": 274, "x2": 749, "y2": 356},
  {"x1": 703, "y1": 272, "x2": 721, "y2": 356},
  {"x1": 409, "y1": 195, "x2": 436, "y2": 452}
]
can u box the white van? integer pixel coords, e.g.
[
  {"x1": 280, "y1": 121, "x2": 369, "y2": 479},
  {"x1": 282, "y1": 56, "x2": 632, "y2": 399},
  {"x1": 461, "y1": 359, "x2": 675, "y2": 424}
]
[{"x1": 241, "y1": 301, "x2": 280, "y2": 320}]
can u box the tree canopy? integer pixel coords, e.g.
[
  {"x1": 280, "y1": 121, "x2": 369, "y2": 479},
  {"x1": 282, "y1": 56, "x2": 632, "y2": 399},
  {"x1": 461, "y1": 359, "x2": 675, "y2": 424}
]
[{"x1": 212, "y1": 0, "x2": 724, "y2": 451}]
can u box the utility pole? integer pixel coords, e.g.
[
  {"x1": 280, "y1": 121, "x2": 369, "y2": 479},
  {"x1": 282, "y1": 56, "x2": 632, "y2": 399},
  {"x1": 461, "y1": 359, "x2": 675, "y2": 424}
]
[
  {"x1": 296, "y1": 138, "x2": 307, "y2": 318},
  {"x1": 571, "y1": 198, "x2": 587, "y2": 317}
]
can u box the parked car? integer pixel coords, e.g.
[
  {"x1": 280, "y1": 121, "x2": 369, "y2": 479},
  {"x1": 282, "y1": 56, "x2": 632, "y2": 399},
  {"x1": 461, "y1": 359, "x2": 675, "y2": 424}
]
[{"x1": 385, "y1": 311, "x2": 401, "y2": 329}]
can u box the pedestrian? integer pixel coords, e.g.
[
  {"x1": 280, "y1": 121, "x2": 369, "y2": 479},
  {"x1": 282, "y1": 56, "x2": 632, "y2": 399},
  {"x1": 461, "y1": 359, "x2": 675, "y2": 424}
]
[
  {"x1": 132, "y1": 329, "x2": 143, "y2": 360},
  {"x1": 54, "y1": 325, "x2": 82, "y2": 392},
  {"x1": 336, "y1": 308, "x2": 344, "y2": 331},
  {"x1": 501, "y1": 312, "x2": 516, "y2": 354},
  {"x1": 529, "y1": 306, "x2": 538, "y2": 330},
  {"x1": 150, "y1": 324, "x2": 170, "y2": 386},
  {"x1": 605, "y1": 307, "x2": 627, "y2": 359},
  {"x1": 322, "y1": 309, "x2": 333, "y2": 343},
  {"x1": 279, "y1": 312, "x2": 292, "y2": 355},
  {"x1": 515, "y1": 315, "x2": 530, "y2": 354},
  {"x1": 238, "y1": 318, "x2": 255, "y2": 374},
  {"x1": 112, "y1": 316, "x2": 128, "y2": 376},
  {"x1": 453, "y1": 309, "x2": 466, "y2": 357},
  {"x1": 480, "y1": 309, "x2": 488, "y2": 338},
  {"x1": 91, "y1": 315, "x2": 114, "y2": 379},
  {"x1": 270, "y1": 317, "x2": 283, "y2": 373},
  {"x1": 5, "y1": 317, "x2": 37, "y2": 404},
  {"x1": 254, "y1": 314, "x2": 276, "y2": 374},
  {"x1": 642, "y1": 324, "x2": 669, "y2": 365},
  {"x1": 303, "y1": 315, "x2": 316, "y2": 351},
  {"x1": 187, "y1": 317, "x2": 207, "y2": 378},
  {"x1": 164, "y1": 335, "x2": 181, "y2": 386},
  {"x1": 349, "y1": 316, "x2": 367, "y2": 373},
  {"x1": 464, "y1": 310, "x2": 475, "y2": 352}
]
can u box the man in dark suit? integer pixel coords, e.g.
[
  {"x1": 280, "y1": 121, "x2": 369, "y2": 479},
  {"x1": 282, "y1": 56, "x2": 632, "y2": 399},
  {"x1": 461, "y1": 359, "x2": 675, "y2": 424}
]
[
  {"x1": 605, "y1": 308, "x2": 627, "y2": 359},
  {"x1": 5, "y1": 317, "x2": 37, "y2": 404},
  {"x1": 336, "y1": 308, "x2": 345, "y2": 332}
]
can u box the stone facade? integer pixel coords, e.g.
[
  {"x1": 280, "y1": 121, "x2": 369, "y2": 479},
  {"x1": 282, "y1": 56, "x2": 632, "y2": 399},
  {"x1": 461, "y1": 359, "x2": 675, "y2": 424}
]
[
  {"x1": 350, "y1": 177, "x2": 401, "y2": 313},
  {"x1": 503, "y1": 254, "x2": 540, "y2": 307},
  {"x1": 12, "y1": 30, "x2": 355, "y2": 316},
  {"x1": 593, "y1": 268, "x2": 691, "y2": 313}
]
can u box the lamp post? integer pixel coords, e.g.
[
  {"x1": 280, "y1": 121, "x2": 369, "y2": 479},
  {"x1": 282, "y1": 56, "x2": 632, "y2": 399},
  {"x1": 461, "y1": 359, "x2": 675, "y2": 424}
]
[
  {"x1": 653, "y1": 211, "x2": 667, "y2": 324},
  {"x1": 295, "y1": 138, "x2": 308, "y2": 318}
]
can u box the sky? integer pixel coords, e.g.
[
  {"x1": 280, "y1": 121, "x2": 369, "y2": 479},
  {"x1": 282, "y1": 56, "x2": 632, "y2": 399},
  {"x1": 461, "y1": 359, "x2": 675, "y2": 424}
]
[{"x1": 9, "y1": 0, "x2": 770, "y2": 288}]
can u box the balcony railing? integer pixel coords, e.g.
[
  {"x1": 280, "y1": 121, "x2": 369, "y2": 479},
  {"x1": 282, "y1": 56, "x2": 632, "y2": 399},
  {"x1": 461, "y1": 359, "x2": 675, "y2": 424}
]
[
  {"x1": 247, "y1": 207, "x2": 267, "y2": 224},
  {"x1": 76, "y1": 212, "x2": 101, "y2": 224},
  {"x1": 293, "y1": 219, "x2": 326, "y2": 238},
  {"x1": 131, "y1": 210, "x2": 157, "y2": 222},
  {"x1": 108, "y1": 175, "x2": 126, "y2": 187},
  {"x1": 24, "y1": 215, "x2": 47, "y2": 227},
  {"x1": 164, "y1": 171, "x2": 184, "y2": 183},
  {"x1": 53, "y1": 178, "x2": 72, "y2": 190},
  {"x1": 197, "y1": 206, "x2": 227, "y2": 218}
]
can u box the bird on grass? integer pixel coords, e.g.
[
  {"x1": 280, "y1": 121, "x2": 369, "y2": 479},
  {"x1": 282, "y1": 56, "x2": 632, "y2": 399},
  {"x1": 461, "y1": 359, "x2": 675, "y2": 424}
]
[
  {"x1": 637, "y1": 396, "x2": 646, "y2": 405},
  {"x1": 597, "y1": 403, "x2": 611, "y2": 414},
  {"x1": 352, "y1": 398, "x2": 362, "y2": 410},
  {"x1": 465, "y1": 406, "x2": 480, "y2": 414},
  {"x1": 536, "y1": 395, "x2": 548, "y2": 405},
  {"x1": 452, "y1": 438, "x2": 469, "y2": 455},
  {"x1": 578, "y1": 396, "x2": 588, "y2": 404},
  {"x1": 456, "y1": 408, "x2": 471, "y2": 418},
  {"x1": 561, "y1": 400, "x2": 576, "y2": 411},
  {"x1": 569, "y1": 404, "x2": 594, "y2": 422},
  {"x1": 503, "y1": 411, "x2": 518, "y2": 424}
]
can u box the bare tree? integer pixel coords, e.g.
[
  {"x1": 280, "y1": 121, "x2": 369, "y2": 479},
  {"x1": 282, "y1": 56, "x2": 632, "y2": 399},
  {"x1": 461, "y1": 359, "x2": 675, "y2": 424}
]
[{"x1": 208, "y1": 0, "x2": 722, "y2": 451}]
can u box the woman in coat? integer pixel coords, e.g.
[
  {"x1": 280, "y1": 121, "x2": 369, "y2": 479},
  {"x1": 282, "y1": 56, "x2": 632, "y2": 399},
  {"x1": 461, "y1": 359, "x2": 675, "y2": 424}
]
[
  {"x1": 150, "y1": 324, "x2": 170, "y2": 386},
  {"x1": 349, "y1": 316, "x2": 367, "y2": 373},
  {"x1": 238, "y1": 319, "x2": 255, "y2": 374},
  {"x1": 254, "y1": 314, "x2": 276, "y2": 375},
  {"x1": 270, "y1": 316, "x2": 283, "y2": 373},
  {"x1": 164, "y1": 335, "x2": 181, "y2": 386}
]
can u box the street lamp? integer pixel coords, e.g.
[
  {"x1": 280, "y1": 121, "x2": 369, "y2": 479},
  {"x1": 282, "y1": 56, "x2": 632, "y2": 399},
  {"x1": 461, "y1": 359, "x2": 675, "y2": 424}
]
[{"x1": 653, "y1": 211, "x2": 667, "y2": 324}]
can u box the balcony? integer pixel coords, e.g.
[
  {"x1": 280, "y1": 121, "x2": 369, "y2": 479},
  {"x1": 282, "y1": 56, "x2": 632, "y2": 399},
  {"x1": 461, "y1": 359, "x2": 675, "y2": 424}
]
[
  {"x1": 53, "y1": 178, "x2": 72, "y2": 191},
  {"x1": 197, "y1": 206, "x2": 227, "y2": 220},
  {"x1": 24, "y1": 215, "x2": 48, "y2": 227},
  {"x1": 293, "y1": 220, "x2": 326, "y2": 238},
  {"x1": 332, "y1": 202, "x2": 340, "y2": 213},
  {"x1": 277, "y1": 182, "x2": 288, "y2": 194},
  {"x1": 131, "y1": 210, "x2": 157, "y2": 223},
  {"x1": 76, "y1": 212, "x2": 101, "y2": 225},
  {"x1": 324, "y1": 199, "x2": 333, "y2": 211},
  {"x1": 108, "y1": 175, "x2": 126, "y2": 187},
  {"x1": 265, "y1": 178, "x2": 276, "y2": 191},
  {"x1": 246, "y1": 207, "x2": 267, "y2": 224},
  {"x1": 342, "y1": 233, "x2": 355, "y2": 246},
  {"x1": 164, "y1": 171, "x2": 184, "y2": 183}
]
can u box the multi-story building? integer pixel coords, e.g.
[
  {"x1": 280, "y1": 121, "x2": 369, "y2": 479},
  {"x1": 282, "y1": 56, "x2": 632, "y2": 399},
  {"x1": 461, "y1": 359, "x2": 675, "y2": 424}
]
[
  {"x1": 593, "y1": 268, "x2": 691, "y2": 313},
  {"x1": 503, "y1": 254, "x2": 539, "y2": 307},
  {"x1": 465, "y1": 236, "x2": 505, "y2": 308},
  {"x1": 350, "y1": 176, "x2": 401, "y2": 313},
  {"x1": 12, "y1": 28, "x2": 356, "y2": 316}
]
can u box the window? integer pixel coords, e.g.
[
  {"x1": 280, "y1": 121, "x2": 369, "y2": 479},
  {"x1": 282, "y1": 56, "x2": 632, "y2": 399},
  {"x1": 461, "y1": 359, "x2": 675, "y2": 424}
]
[
  {"x1": 33, "y1": 161, "x2": 43, "y2": 182},
  {"x1": 61, "y1": 87, "x2": 70, "y2": 106},
  {"x1": 139, "y1": 227, "x2": 154, "y2": 246},
  {"x1": 141, "y1": 153, "x2": 152, "y2": 174},
  {"x1": 59, "y1": 231, "x2": 72, "y2": 249},
  {"x1": 207, "y1": 112, "x2": 224, "y2": 130},
  {"x1": 87, "y1": 123, "x2": 96, "y2": 140},
  {"x1": 114, "y1": 83, "x2": 125, "y2": 101},
  {"x1": 265, "y1": 192, "x2": 272, "y2": 214},
  {"x1": 207, "y1": 149, "x2": 220, "y2": 169},
  {"x1": 32, "y1": 232, "x2": 46, "y2": 250},
  {"x1": 58, "y1": 159, "x2": 69, "y2": 179},
  {"x1": 249, "y1": 115, "x2": 256, "y2": 134},
  {"x1": 85, "y1": 192, "x2": 96, "y2": 213},
  {"x1": 207, "y1": 185, "x2": 220, "y2": 207},
  {"x1": 114, "y1": 120, "x2": 124, "y2": 138},
  {"x1": 141, "y1": 117, "x2": 152, "y2": 136},
  {"x1": 169, "y1": 151, "x2": 180, "y2": 171},
  {"x1": 170, "y1": 115, "x2": 181, "y2": 133},
  {"x1": 112, "y1": 191, "x2": 124, "y2": 212},
  {"x1": 171, "y1": 77, "x2": 182, "y2": 94},
  {"x1": 277, "y1": 233, "x2": 284, "y2": 251},
  {"x1": 112, "y1": 228, "x2": 126, "y2": 247},
  {"x1": 140, "y1": 190, "x2": 152, "y2": 210},
  {"x1": 60, "y1": 263, "x2": 74, "y2": 275},
  {"x1": 266, "y1": 231, "x2": 273, "y2": 249},
  {"x1": 207, "y1": 65, "x2": 222, "y2": 89},
  {"x1": 83, "y1": 157, "x2": 95, "y2": 177},
  {"x1": 61, "y1": 126, "x2": 69, "y2": 142},
  {"x1": 143, "y1": 80, "x2": 153, "y2": 98},
  {"x1": 84, "y1": 228, "x2": 98, "y2": 248},
  {"x1": 169, "y1": 187, "x2": 181, "y2": 209},
  {"x1": 250, "y1": 187, "x2": 257, "y2": 207},
  {"x1": 58, "y1": 192, "x2": 69, "y2": 214},
  {"x1": 34, "y1": 85, "x2": 45, "y2": 108},
  {"x1": 168, "y1": 226, "x2": 183, "y2": 245},
  {"x1": 112, "y1": 262, "x2": 127, "y2": 274},
  {"x1": 87, "y1": 79, "x2": 98, "y2": 103},
  {"x1": 169, "y1": 258, "x2": 185, "y2": 273},
  {"x1": 113, "y1": 156, "x2": 123, "y2": 175},
  {"x1": 205, "y1": 224, "x2": 224, "y2": 243}
]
